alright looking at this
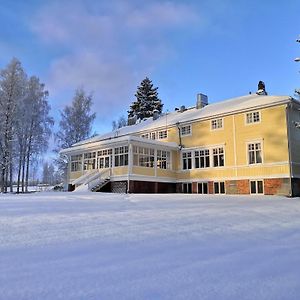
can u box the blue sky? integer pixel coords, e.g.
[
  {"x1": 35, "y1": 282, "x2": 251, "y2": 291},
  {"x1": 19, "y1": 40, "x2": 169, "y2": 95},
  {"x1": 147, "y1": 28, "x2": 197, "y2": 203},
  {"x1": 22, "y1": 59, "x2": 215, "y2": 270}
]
[{"x1": 0, "y1": 0, "x2": 299, "y2": 138}]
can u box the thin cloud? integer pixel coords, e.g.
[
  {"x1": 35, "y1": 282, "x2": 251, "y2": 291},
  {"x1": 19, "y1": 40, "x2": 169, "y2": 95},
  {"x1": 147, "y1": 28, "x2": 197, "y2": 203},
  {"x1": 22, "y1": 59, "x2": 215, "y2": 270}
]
[{"x1": 30, "y1": 1, "x2": 202, "y2": 119}]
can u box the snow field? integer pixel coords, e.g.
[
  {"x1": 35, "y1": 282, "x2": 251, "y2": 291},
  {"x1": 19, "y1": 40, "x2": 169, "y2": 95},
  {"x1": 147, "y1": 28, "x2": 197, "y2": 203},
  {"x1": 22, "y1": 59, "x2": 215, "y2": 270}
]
[{"x1": 0, "y1": 192, "x2": 300, "y2": 300}]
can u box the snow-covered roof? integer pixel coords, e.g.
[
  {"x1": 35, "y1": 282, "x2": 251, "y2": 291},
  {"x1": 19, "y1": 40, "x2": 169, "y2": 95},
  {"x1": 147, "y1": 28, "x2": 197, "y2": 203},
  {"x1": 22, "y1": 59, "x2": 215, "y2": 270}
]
[
  {"x1": 60, "y1": 135, "x2": 179, "y2": 154},
  {"x1": 70, "y1": 93, "x2": 292, "y2": 149}
]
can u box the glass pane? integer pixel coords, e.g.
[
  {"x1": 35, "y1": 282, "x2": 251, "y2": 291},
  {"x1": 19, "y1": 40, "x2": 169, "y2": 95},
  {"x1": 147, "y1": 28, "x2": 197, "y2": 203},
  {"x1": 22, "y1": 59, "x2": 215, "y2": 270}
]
[
  {"x1": 198, "y1": 183, "x2": 202, "y2": 194},
  {"x1": 220, "y1": 182, "x2": 225, "y2": 194},
  {"x1": 250, "y1": 181, "x2": 256, "y2": 193},
  {"x1": 220, "y1": 154, "x2": 224, "y2": 166},
  {"x1": 188, "y1": 183, "x2": 192, "y2": 194},
  {"x1": 203, "y1": 183, "x2": 208, "y2": 194},
  {"x1": 188, "y1": 159, "x2": 192, "y2": 169},
  {"x1": 213, "y1": 155, "x2": 218, "y2": 167},
  {"x1": 257, "y1": 181, "x2": 263, "y2": 194},
  {"x1": 256, "y1": 151, "x2": 262, "y2": 163},
  {"x1": 214, "y1": 182, "x2": 219, "y2": 194}
]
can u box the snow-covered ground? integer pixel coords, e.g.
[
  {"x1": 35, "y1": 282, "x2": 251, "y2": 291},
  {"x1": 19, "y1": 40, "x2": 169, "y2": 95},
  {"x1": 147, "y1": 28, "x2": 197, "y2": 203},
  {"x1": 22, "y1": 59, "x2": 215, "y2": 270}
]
[{"x1": 1, "y1": 192, "x2": 300, "y2": 300}]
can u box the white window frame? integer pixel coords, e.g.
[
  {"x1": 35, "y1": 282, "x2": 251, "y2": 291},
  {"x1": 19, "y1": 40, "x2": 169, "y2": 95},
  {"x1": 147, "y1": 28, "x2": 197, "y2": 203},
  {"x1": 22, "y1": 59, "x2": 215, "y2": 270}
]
[
  {"x1": 180, "y1": 124, "x2": 192, "y2": 137},
  {"x1": 195, "y1": 149, "x2": 210, "y2": 168},
  {"x1": 212, "y1": 147, "x2": 225, "y2": 167},
  {"x1": 250, "y1": 180, "x2": 264, "y2": 194},
  {"x1": 245, "y1": 111, "x2": 261, "y2": 125},
  {"x1": 247, "y1": 141, "x2": 263, "y2": 165},
  {"x1": 150, "y1": 132, "x2": 156, "y2": 140},
  {"x1": 158, "y1": 130, "x2": 168, "y2": 139},
  {"x1": 214, "y1": 181, "x2": 226, "y2": 194},
  {"x1": 211, "y1": 118, "x2": 223, "y2": 130},
  {"x1": 197, "y1": 182, "x2": 209, "y2": 194},
  {"x1": 182, "y1": 151, "x2": 192, "y2": 170},
  {"x1": 141, "y1": 133, "x2": 150, "y2": 139},
  {"x1": 182, "y1": 183, "x2": 192, "y2": 194}
]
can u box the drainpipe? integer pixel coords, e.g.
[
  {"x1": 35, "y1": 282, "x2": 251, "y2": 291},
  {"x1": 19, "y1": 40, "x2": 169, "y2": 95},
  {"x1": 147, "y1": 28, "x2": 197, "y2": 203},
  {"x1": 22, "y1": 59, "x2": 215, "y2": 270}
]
[
  {"x1": 286, "y1": 103, "x2": 293, "y2": 197},
  {"x1": 176, "y1": 122, "x2": 183, "y2": 149}
]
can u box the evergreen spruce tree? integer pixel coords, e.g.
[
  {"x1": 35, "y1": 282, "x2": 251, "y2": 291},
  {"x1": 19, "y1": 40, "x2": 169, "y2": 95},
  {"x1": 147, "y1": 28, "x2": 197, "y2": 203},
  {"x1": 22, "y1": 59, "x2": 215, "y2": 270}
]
[{"x1": 128, "y1": 77, "x2": 163, "y2": 122}]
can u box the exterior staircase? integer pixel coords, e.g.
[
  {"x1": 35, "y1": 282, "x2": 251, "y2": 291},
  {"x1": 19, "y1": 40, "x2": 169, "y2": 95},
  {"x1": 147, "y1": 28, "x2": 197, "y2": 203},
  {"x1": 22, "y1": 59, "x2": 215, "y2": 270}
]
[{"x1": 72, "y1": 169, "x2": 111, "y2": 192}]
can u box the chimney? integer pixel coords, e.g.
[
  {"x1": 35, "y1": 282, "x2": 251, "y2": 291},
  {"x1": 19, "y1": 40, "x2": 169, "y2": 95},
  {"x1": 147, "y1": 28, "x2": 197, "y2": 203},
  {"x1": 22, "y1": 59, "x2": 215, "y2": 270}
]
[
  {"x1": 153, "y1": 109, "x2": 159, "y2": 120},
  {"x1": 256, "y1": 81, "x2": 268, "y2": 95},
  {"x1": 127, "y1": 115, "x2": 137, "y2": 126},
  {"x1": 196, "y1": 93, "x2": 208, "y2": 109}
]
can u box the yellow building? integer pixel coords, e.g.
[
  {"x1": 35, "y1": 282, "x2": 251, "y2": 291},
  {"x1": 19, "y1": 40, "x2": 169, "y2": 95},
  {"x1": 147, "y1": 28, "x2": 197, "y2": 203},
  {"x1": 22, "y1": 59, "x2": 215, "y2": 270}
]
[{"x1": 61, "y1": 91, "x2": 300, "y2": 196}]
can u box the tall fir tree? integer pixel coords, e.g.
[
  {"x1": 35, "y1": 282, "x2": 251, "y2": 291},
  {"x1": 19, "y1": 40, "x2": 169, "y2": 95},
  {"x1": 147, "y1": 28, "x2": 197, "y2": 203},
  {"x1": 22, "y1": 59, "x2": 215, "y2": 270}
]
[{"x1": 128, "y1": 77, "x2": 163, "y2": 122}]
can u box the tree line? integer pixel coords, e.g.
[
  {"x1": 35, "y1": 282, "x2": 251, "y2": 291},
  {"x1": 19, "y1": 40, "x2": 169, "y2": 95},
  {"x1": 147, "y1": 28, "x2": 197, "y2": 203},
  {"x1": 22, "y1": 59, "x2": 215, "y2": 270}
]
[
  {"x1": 0, "y1": 58, "x2": 53, "y2": 192},
  {"x1": 0, "y1": 58, "x2": 163, "y2": 192}
]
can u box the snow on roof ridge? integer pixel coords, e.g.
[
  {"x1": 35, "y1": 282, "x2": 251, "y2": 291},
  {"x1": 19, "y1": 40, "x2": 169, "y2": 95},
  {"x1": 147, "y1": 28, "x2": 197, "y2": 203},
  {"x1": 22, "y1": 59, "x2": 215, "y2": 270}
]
[{"x1": 72, "y1": 93, "x2": 291, "y2": 147}]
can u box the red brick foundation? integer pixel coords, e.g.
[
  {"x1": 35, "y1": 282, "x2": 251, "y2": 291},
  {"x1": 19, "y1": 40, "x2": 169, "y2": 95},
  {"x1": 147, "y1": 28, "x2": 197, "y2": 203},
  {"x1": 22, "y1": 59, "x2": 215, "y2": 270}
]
[{"x1": 264, "y1": 178, "x2": 290, "y2": 195}]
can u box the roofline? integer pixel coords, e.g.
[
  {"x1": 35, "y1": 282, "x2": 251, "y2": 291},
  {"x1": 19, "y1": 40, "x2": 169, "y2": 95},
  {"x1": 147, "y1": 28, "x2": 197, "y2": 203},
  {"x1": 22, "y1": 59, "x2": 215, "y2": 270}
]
[
  {"x1": 65, "y1": 95, "x2": 292, "y2": 149},
  {"x1": 60, "y1": 135, "x2": 179, "y2": 155}
]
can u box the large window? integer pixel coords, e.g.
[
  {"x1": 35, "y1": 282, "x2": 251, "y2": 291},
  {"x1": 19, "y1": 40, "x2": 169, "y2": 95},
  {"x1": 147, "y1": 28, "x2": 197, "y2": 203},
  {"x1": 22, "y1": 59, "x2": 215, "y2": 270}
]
[
  {"x1": 211, "y1": 118, "x2": 223, "y2": 130},
  {"x1": 248, "y1": 142, "x2": 262, "y2": 164},
  {"x1": 71, "y1": 154, "x2": 82, "y2": 172},
  {"x1": 250, "y1": 180, "x2": 263, "y2": 194},
  {"x1": 182, "y1": 183, "x2": 192, "y2": 194},
  {"x1": 195, "y1": 149, "x2": 210, "y2": 168},
  {"x1": 133, "y1": 146, "x2": 155, "y2": 168},
  {"x1": 83, "y1": 152, "x2": 96, "y2": 170},
  {"x1": 198, "y1": 182, "x2": 208, "y2": 194},
  {"x1": 213, "y1": 147, "x2": 224, "y2": 167},
  {"x1": 115, "y1": 146, "x2": 128, "y2": 167},
  {"x1": 181, "y1": 125, "x2": 191, "y2": 136},
  {"x1": 214, "y1": 182, "x2": 225, "y2": 194},
  {"x1": 182, "y1": 152, "x2": 192, "y2": 170},
  {"x1": 246, "y1": 111, "x2": 260, "y2": 124},
  {"x1": 97, "y1": 149, "x2": 112, "y2": 169},
  {"x1": 157, "y1": 150, "x2": 170, "y2": 169}
]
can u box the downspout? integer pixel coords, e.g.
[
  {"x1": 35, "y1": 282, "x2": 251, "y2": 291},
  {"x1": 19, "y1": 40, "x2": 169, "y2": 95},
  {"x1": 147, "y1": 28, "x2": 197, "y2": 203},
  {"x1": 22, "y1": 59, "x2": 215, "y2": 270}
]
[
  {"x1": 285, "y1": 103, "x2": 293, "y2": 197},
  {"x1": 176, "y1": 122, "x2": 182, "y2": 149}
]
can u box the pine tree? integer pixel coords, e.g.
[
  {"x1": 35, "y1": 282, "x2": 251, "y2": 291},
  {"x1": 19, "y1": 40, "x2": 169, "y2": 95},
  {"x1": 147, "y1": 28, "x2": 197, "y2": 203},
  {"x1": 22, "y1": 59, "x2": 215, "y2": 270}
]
[{"x1": 128, "y1": 77, "x2": 163, "y2": 122}]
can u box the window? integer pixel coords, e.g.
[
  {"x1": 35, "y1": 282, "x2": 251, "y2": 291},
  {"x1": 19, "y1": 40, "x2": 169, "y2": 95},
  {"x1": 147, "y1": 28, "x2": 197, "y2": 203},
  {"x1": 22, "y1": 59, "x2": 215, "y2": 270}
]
[
  {"x1": 182, "y1": 152, "x2": 192, "y2": 170},
  {"x1": 141, "y1": 133, "x2": 149, "y2": 139},
  {"x1": 114, "y1": 146, "x2": 128, "y2": 167},
  {"x1": 248, "y1": 142, "x2": 262, "y2": 164},
  {"x1": 181, "y1": 125, "x2": 191, "y2": 136},
  {"x1": 195, "y1": 149, "x2": 210, "y2": 168},
  {"x1": 246, "y1": 111, "x2": 260, "y2": 124},
  {"x1": 198, "y1": 182, "x2": 208, "y2": 194},
  {"x1": 83, "y1": 152, "x2": 96, "y2": 170},
  {"x1": 151, "y1": 132, "x2": 156, "y2": 140},
  {"x1": 182, "y1": 183, "x2": 192, "y2": 194},
  {"x1": 213, "y1": 147, "x2": 224, "y2": 167},
  {"x1": 98, "y1": 149, "x2": 112, "y2": 156},
  {"x1": 214, "y1": 182, "x2": 225, "y2": 194},
  {"x1": 211, "y1": 118, "x2": 223, "y2": 130},
  {"x1": 133, "y1": 146, "x2": 155, "y2": 168},
  {"x1": 158, "y1": 130, "x2": 168, "y2": 139},
  {"x1": 157, "y1": 150, "x2": 170, "y2": 169},
  {"x1": 97, "y1": 149, "x2": 112, "y2": 169},
  {"x1": 71, "y1": 154, "x2": 82, "y2": 172},
  {"x1": 250, "y1": 180, "x2": 263, "y2": 194}
]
